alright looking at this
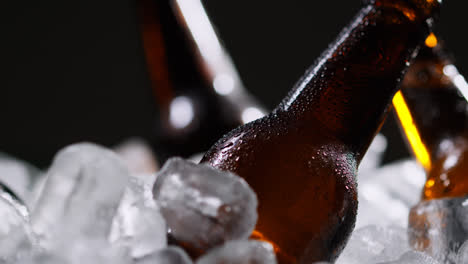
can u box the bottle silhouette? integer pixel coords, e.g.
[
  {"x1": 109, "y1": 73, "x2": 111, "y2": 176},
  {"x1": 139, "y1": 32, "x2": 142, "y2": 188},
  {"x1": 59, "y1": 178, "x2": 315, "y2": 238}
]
[
  {"x1": 393, "y1": 34, "x2": 468, "y2": 200},
  {"x1": 201, "y1": 0, "x2": 441, "y2": 263},
  {"x1": 137, "y1": 0, "x2": 266, "y2": 163}
]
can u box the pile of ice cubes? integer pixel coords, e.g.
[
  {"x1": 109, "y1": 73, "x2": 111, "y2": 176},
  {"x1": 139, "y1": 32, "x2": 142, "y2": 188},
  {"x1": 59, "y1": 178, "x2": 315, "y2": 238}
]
[
  {"x1": 0, "y1": 143, "x2": 273, "y2": 264},
  {"x1": 337, "y1": 135, "x2": 468, "y2": 264},
  {"x1": 0, "y1": 135, "x2": 467, "y2": 264}
]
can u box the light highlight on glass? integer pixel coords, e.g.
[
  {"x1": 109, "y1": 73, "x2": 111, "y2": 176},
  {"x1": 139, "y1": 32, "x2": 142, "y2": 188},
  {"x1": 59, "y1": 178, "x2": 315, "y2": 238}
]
[
  {"x1": 174, "y1": 0, "x2": 223, "y2": 65},
  {"x1": 444, "y1": 154, "x2": 458, "y2": 170},
  {"x1": 425, "y1": 179, "x2": 435, "y2": 188},
  {"x1": 425, "y1": 33, "x2": 438, "y2": 48},
  {"x1": 393, "y1": 91, "x2": 432, "y2": 171},
  {"x1": 443, "y1": 64, "x2": 468, "y2": 102},
  {"x1": 170, "y1": 96, "x2": 195, "y2": 129},
  {"x1": 213, "y1": 74, "x2": 235, "y2": 95}
]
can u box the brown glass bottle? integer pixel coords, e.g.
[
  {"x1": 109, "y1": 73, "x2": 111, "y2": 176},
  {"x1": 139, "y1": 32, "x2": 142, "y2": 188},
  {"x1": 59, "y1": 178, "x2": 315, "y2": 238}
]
[
  {"x1": 393, "y1": 34, "x2": 468, "y2": 200},
  {"x1": 201, "y1": 0, "x2": 440, "y2": 263},
  {"x1": 137, "y1": 0, "x2": 266, "y2": 163}
]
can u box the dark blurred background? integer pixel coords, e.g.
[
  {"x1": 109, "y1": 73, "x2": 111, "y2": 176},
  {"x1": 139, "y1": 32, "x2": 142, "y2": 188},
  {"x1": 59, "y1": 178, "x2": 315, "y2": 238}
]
[{"x1": 0, "y1": 0, "x2": 465, "y2": 168}]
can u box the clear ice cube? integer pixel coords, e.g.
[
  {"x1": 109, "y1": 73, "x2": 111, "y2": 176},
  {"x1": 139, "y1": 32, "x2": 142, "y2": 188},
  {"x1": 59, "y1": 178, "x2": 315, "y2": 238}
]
[
  {"x1": 136, "y1": 246, "x2": 193, "y2": 264},
  {"x1": 14, "y1": 251, "x2": 66, "y2": 264},
  {"x1": 110, "y1": 174, "x2": 167, "y2": 258},
  {"x1": 0, "y1": 152, "x2": 43, "y2": 209},
  {"x1": 114, "y1": 138, "x2": 159, "y2": 175},
  {"x1": 456, "y1": 240, "x2": 468, "y2": 264},
  {"x1": 16, "y1": 237, "x2": 132, "y2": 264},
  {"x1": 336, "y1": 225, "x2": 410, "y2": 264},
  {"x1": 377, "y1": 251, "x2": 440, "y2": 264},
  {"x1": 31, "y1": 143, "x2": 130, "y2": 245},
  {"x1": 9, "y1": 240, "x2": 133, "y2": 264},
  {"x1": 356, "y1": 159, "x2": 425, "y2": 228},
  {"x1": 196, "y1": 240, "x2": 277, "y2": 264},
  {"x1": 56, "y1": 238, "x2": 131, "y2": 264},
  {"x1": 0, "y1": 189, "x2": 34, "y2": 262},
  {"x1": 408, "y1": 196, "x2": 468, "y2": 263},
  {"x1": 153, "y1": 158, "x2": 258, "y2": 252}
]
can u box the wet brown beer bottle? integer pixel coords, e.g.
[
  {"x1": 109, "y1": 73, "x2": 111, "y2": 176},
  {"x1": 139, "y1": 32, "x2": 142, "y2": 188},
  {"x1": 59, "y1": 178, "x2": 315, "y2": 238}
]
[
  {"x1": 201, "y1": 0, "x2": 441, "y2": 263},
  {"x1": 137, "y1": 0, "x2": 266, "y2": 163},
  {"x1": 393, "y1": 34, "x2": 468, "y2": 200}
]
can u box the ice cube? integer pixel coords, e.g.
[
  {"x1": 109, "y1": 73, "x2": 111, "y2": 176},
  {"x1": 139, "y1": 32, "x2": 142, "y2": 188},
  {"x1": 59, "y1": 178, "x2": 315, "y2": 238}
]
[
  {"x1": 114, "y1": 138, "x2": 159, "y2": 175},
  {"x1": 196, "y1": 240, "x2": 277, "y2": 264},
  {"x1": 14, "y1": 251, "x2": 66, "y2": 264},
  {"x1": 377, "y1": 251, "x2": 440, "y2": 264},
  {"x1": 153, "y1": 158, "x2": 258, "y2": 253},
  {"x1": 110, "y1": 175, "x2": 167, "y2": 258},
  {"x1": 336, "y1": 225, "x2": 410, "y2": 264},
  {"x1": 0, "y1": 152, "x2": 43, "y2": 209},
  {"x1": 457, "y1": 240, "x2": 468, "y2": 264},
  {"x1": 356, "y1": 159, "x2": 425, "y2": 229},
  {"x1": 15, "y1": 244, "x2": 132, "y2": 264},
  {"x1": 136, "y1": 246, "x2": 193, "y2": 264},
  {"x1": 408, "y1": 196, "x2": 468, "y2": 263},
  {"x1": 31, "y1": 143, "x2": 130, "y2": 245},
  {"x1": 356, "y1": 187, "x2": 409, "y2": 229},
  {"x1": 28, "y1": 175, "x2": 47, "y2": 213},
  {"x1": 0, "y1": 189, "x2": 34, "y2": 262},
  {"x1": 359, "y1": 134, "x2": 387, "y2": 174},
  {"x1": 57, "y1": 238, "x2": 131, "y2": 264}
]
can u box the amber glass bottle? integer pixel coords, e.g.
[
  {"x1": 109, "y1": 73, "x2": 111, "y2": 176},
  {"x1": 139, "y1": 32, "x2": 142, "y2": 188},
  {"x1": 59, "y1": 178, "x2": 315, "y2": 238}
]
[
  {"x1": 137, "y1": 0, "x2": 265, "y2": 163},
  {"x1": 201, "y1": 0, "x2": 441, "y2": 263},
  {"x1": 393, "y1": 34, "x2": 468, "y2": 200}
]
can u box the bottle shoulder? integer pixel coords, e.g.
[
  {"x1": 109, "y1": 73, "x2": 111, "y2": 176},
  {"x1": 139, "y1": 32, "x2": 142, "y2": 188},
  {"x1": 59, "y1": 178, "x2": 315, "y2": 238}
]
[{"x1": 202, "y1": 113, "x2": 358, "y2": 178}]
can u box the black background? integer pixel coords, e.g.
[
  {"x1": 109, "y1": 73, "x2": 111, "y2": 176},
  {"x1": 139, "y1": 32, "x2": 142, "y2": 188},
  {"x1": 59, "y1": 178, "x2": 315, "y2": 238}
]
[{"x1": 0, "y1": 0, "x2": 465, "y2": 168}]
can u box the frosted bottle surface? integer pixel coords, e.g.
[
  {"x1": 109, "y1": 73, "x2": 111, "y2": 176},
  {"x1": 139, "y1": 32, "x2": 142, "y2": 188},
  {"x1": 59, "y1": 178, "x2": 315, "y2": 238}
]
[{"x1": 202, "y1": 0, "x2": 441, "y2": 263}]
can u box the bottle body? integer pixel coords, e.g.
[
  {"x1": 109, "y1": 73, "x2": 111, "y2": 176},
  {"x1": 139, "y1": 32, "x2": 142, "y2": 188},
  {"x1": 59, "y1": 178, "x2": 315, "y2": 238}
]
[
  {"x1": 393, "y1": 35, "x2": 468, "y2": 200},
  {"x1": 205, "y1": 115, "x2": 357, "y2": 263},
  {"x1": 202, "y1": 1, "x2": 439, "y2": 262},
  {"x1": 137, "y1": 0, "x2": 265, "y2": 163}
]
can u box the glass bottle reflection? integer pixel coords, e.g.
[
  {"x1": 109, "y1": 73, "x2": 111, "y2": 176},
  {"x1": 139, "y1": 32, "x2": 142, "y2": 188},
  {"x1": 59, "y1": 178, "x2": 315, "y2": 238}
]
[
  {"x1": 137, "y1": 0, "x2": 266, "y2": 163},
  {"x1": 393, "y1": 33, "x2": 468, "y2": 200}
]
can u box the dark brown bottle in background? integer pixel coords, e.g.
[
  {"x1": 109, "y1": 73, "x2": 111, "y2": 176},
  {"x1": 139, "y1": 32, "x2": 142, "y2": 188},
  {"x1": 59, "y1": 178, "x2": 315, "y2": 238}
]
[
  {"x1": 394, "y1": 34, "x2": 468, "y2": 263},
  {"x1": 393, "y1": 34, "x2": 468, "y2": 200},
  {"x1": 137, "y1": 0, "x2": 266, "y2": 163},
  {"x1": 201, "y1": 0, "x2": 441, "y2": 263}
]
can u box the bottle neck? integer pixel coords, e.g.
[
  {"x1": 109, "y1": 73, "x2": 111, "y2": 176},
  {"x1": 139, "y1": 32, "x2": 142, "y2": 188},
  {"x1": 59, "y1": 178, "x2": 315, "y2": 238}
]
[
  {"x1": 137, "y1": 0, "x2": 209, "y2": 107},
  {"x1": 396, "y1": 46, "x2": 468, "y2": 166},
  {"x1": 138, "y1": 0, "x2": 263, "y2": 121},
  {"x1": 275, "y1": 4, "x2": 430, "y2": 163}
]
